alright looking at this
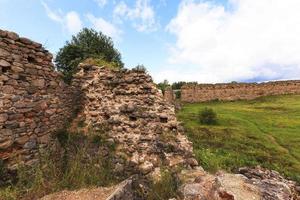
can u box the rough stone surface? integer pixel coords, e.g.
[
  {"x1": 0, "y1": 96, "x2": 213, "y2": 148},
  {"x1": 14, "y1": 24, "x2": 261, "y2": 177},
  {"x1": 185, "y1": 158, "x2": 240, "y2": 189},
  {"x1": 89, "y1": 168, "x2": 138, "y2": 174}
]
[
  {"x1": 164, "y1": 86, "x2": 175, "y2": 103},
  {"x1": 0, "y1": 29, "x2": 78, "y2": 169},
  {"x1": 179, "y1": 166, "x2": 300, "y2": 200},
  {"x1": 181, "y1": 81, "x2": 300, "y2": 102},
  {"x1": 40, "y1": 177, "x2": 135, "y2": 200},
  {"x1": 72, "y1": 64, "x2": 196, "y2": 175}
]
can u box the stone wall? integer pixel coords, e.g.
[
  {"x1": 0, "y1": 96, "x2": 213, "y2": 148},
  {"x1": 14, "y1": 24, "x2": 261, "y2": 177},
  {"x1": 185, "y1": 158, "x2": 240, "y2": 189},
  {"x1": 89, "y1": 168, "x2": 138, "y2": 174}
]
[
  {"x1": 163, "y1": 87, "x2": 175, "y2": 104},
  {"x1": 0, "y1": 30, "x2": 77, "y2": 169},
  {"x1": 181, "y1": 80, "x2": 300, "y2": 102},
  {"x1": 72, "y1": 64, "x2": 197, "y2": 175}
]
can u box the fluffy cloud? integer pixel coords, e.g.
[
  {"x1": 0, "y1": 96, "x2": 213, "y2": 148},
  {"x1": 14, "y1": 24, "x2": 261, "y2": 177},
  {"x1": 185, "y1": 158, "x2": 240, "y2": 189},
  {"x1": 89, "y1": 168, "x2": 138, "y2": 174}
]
[
  {"x1": 86, "y1": 14, "x2": 121, "y2": 40},
  {"x1": 164, "y1": 0, "x2": 300, "y2": 83},
  {"x1": 94, "y1": 0, "x2": 107, "y2": 8},
  {"x1": 113, "y1": 0, "x2": 158, "y2": 32},
  {"x1": 42, "y1": 1, "x2": 82, "y2": 34},
  {"x1": 65, "y1": 12, "x2": 83, "y2": 34}
]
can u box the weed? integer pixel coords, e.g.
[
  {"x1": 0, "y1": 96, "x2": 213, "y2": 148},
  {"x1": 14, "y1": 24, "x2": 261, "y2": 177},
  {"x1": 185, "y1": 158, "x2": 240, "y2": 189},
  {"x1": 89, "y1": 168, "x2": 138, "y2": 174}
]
[
  {"x1": 0, "y1": 129, "x2": 119, "y2": 199},
  {"x1": 147, "y1": 169, "x2": 179, "y2": 200}
]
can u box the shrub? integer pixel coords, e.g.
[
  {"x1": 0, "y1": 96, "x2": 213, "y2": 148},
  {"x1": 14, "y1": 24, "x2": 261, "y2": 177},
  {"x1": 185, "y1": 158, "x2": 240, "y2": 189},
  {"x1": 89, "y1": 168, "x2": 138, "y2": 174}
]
[
  {"x1": 132, "y1": 64, "x2": 147, "y2": 73},
  {"x1": 174, "y1": 90, "x2": 181, "y2": 99},
  {"x1": 199, "y1": 107, "x2": 217, "y2": 125}
]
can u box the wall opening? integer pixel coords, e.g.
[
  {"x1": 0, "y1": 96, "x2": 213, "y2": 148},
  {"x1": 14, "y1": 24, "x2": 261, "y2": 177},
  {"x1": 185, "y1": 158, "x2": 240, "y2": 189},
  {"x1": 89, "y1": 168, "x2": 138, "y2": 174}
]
[
  {"x1": 160, "y1": 117, "x2": 168, "y2": 123},
  {"x1": 1, "y1": 66, "x2": 10, "y2": 73},
  {"x1": 129, "y1": 116, "x2": 137, "y2": 121},
  {"x1": 27, "y1": 56, "x2": 37, "y2": 64}
]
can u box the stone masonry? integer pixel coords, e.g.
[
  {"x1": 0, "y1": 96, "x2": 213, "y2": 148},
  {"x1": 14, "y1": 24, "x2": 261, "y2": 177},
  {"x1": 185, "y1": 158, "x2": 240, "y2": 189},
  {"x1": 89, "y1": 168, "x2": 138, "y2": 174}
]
[
  {"x1": 0, "y1": 30, "x2": 77, "y2": 169},
  {"x1": 181, "y1": 81, "x2": 300, "y2": 102},
  {"x1": 163, "y1": 86, "x2": 175, "y2": 104},
  {"x1": 72, "y1": 64, "x2": 197, "y2": 175}
]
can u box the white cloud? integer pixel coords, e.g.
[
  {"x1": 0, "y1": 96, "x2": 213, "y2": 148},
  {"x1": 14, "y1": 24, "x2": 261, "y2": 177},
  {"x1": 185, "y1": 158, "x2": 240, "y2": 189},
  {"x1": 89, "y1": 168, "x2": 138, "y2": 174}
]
[
  {"x1": 94, "y1": 0, "x2": 107, "y2": 8},
  {"x1": 65, "y1": 12, "x2": 83, "y2": 34},
  {"x1": 113, "y1": 0, "x2": 158, "y2": 32},
  {"x1": 41, "y1": 1, "x2": 82, "y2": 34},
  {"x1": 86, "y1": 14, "x2": 122, "y2": 41},
  {"x1": 164, "y1": 0, "x2": 300, "y2": 83}
]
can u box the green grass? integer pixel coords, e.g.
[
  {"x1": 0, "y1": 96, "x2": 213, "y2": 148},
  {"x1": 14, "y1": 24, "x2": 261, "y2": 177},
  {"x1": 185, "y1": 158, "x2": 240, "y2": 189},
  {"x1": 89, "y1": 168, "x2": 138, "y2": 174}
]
[{"x1": 177, "y1": 95, "x2": 300, "y2": 183}]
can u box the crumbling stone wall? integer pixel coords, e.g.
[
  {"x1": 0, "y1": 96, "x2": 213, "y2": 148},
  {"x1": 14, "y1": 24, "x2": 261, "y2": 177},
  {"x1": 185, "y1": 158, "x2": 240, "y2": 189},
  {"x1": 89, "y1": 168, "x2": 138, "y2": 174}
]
[
  {"x1": 163, "y1": 87, "x2": 175, "y2": 104},
  {"x1": 0, "y1": 30, "x2": 77, "y2": 169},
  {"x1": 181, "y1": 81, "x2": 300, "y2": 102},
  {"x1": 72, "y1": 64, "x2": 197, "y2": 175}
]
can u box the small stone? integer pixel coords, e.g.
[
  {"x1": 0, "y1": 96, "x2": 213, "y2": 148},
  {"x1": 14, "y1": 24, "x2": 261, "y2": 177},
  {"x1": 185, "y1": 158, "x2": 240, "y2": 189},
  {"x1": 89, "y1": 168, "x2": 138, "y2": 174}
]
[
  {"x1": 0, "y1": 140, "x2": 13, "y2": 150},
  {"x1": 7, "y1": 31, "x2": 19, "y2": 40},
  {"x1": 0, "y1": 59, "x2": 11, "y2": 67},
  {"x1": 0, "y1": 48, "x2": 10, "y2": 57},
  {"x1": 181, "y1": 183, "x2": 202, "y2": 197},
  {"x1": 187, "y1": 158, "x2": 199, "y2": 167},
  {"x1": 11, "y1": 65, "x2": 24, "y2": 73},
  {"x1": 15, "y1": 135, "x2": 29, "y2": 145},
  {"x1": 19, "y1": 37, "x2": 32, "y2": 45},
  {"x1": 24, "y1": 138, "x2": 37, "y2": 149},
  {"x1": 0, "y1": 75, "x2": 9, "y2": 81},
  {"x1": 0, "y1": 113, "x2": 8, "y2": 122},
  {"x1": 32, "y1": 79, "x2": 45, "y2": 87},
  {"x1": 0, "y1": 129, "x2": 12, "y2": 136},
  {"x1": 38, "y1": 134, "x2": 50, "y2": 144},
  {"x1": 139, "y1": 161, "x2": 154, "y2": 174}
]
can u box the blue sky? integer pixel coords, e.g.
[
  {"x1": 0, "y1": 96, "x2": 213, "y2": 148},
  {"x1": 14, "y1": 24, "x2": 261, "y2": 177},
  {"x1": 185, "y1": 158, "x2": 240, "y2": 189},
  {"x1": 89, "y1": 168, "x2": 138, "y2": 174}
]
[{"x1": 1, "y1": 0, "x2": 300, "y2": 83}]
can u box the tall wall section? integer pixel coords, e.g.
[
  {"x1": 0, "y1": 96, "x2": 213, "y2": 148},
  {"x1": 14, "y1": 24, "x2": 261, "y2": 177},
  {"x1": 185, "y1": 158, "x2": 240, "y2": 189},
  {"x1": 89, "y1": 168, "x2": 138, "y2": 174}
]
[
  {"x1": 72, "y1": 64, "x2": 197, "y2": 175},
  {"x1": 0, "y1": 30, "x2": 77, "y2": 169},
  {"x1": 181, "y1": 81, "x2": 300, "y2": 102}
]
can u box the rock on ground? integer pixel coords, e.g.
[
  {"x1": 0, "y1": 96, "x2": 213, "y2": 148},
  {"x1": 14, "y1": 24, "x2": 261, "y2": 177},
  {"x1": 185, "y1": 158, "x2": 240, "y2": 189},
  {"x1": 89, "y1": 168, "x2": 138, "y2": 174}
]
[
  {"x1": 40, "y1": 177, "x2": 134, "y2": 200},
  {"x1": 179, "y1": 166, "x2": 300, "y2": 200}
]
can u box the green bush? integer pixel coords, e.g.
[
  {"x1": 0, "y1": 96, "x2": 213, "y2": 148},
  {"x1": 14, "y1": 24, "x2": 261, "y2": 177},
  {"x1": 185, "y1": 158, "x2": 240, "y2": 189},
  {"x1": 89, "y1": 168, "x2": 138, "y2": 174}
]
[
  {"x1": 174, "y1": 90, "x2": 181, "y2": 99},
  {"x1": 199, "y1": 107, "x2": 217, "y2": 125}
]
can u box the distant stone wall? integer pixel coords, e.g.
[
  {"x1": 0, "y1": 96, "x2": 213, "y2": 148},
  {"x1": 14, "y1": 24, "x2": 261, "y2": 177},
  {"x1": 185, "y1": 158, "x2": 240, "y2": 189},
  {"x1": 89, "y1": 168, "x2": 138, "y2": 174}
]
[
  {"x1": 181, "y1": 81, "x2": 300, "y2": 102},
  {"x1": 163, "y1": 87, "x2": 175, "y2": 103},
  {"x1": 72, "y1": 64, "x2": 197, "y2": 175},
  {"x1": 0, "y1": 30, "x2": 77, "y2": 169}
]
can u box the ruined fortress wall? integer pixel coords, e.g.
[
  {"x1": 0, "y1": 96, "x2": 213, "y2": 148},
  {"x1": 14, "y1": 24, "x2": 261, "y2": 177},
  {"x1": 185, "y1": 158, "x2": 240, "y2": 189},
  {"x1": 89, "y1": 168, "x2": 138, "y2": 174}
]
[
  {"x1": 72, "y1": 64, "x2": 196, "y2": 174},
  {"x1": 181, "y1": 81, "x2": 300, "y2": 102},
  {"x1": 163, "y1": 87, "x2": 175, "y2": 104},
  {"x1": 0, "y1": 30, "x2": 77, "y2": 168}
]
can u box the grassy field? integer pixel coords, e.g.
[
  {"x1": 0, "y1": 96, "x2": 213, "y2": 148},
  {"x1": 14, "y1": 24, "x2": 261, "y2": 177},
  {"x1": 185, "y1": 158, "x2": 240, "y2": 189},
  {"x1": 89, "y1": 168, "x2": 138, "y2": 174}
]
[{"x1": 177, "y1": 95, "x2": 300, "y2": 183}]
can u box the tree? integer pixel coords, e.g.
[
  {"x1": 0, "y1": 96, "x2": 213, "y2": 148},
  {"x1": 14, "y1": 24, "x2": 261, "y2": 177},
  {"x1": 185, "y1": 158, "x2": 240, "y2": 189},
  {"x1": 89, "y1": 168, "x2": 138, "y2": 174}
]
[
  {"x1": 55, "y1": 28, "x2": 123, "y2": 82},
  {"x1": 157, "y1": 80, "x2": 170, "y2": 94}
]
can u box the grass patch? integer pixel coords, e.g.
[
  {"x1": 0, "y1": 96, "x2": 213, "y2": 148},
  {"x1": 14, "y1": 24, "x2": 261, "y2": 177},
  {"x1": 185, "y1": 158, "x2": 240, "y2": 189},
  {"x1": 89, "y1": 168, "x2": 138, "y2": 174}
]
[
  {"x1": 0, "y1": 129, "x2": 120, "y2": 200},
  {"x1": 177, "y1": 94, "x2": 300, "y2": 183},
  {"x1": 146, "y1": 169, "x2": 179, "y2": 200},
  {"x1": 82, "y1": 58, "x2": 120, "y2": 70}
]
